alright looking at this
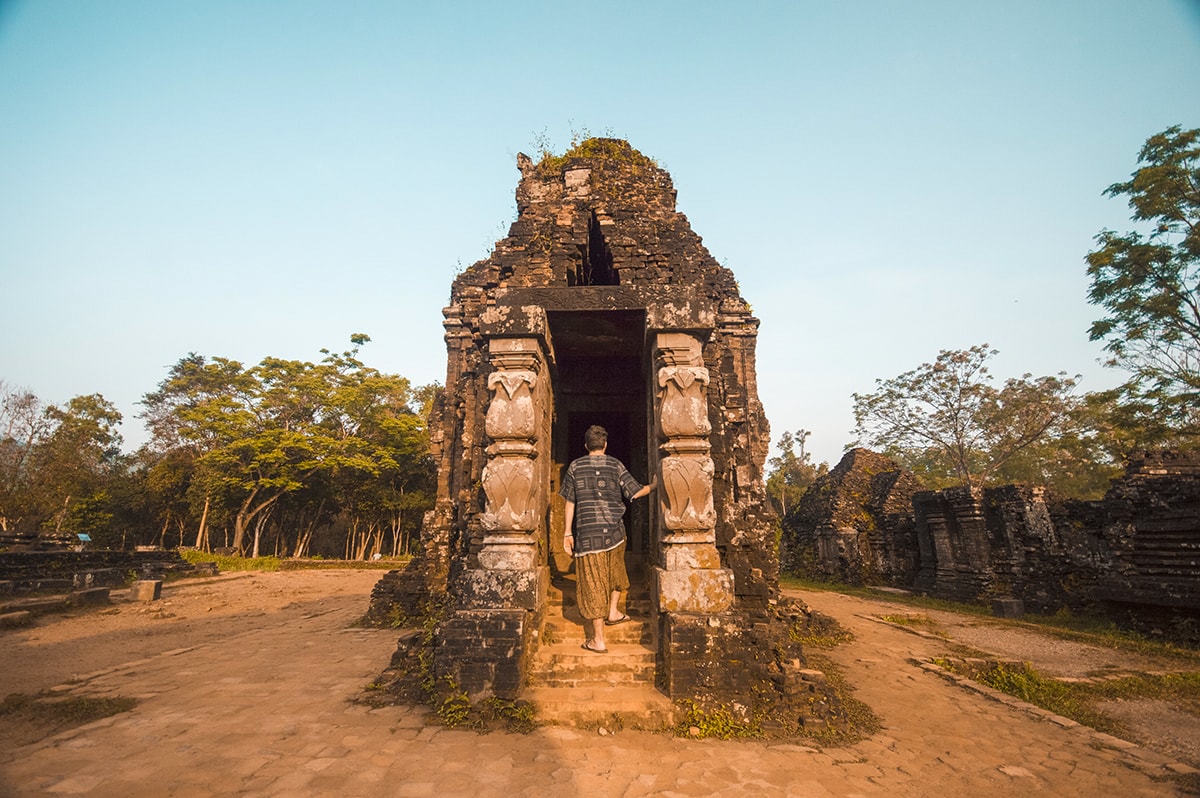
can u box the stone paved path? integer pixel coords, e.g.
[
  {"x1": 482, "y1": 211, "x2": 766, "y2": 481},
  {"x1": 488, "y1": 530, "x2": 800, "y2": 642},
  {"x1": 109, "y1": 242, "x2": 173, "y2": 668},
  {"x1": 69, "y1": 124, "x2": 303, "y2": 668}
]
[{"x1": 1, "y1": 577, "x2": 1193, "y2": 797}]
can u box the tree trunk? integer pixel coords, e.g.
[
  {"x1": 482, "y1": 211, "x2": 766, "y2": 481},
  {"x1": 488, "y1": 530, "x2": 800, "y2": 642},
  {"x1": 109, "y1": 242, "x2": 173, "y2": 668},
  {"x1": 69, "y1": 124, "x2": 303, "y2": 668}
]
[
  {"x1": 54, "y1": 494, "x2": 71, "y2": 532},
  {"x1": 251, "y1": 508, "x2": 273, "y2": 559},
  {"x1": 194, "y1": 494, "x2": 211, "y2": 550},
  {"x1": 292, "y1": 499, "x2": 325, "y2": 559},
  {"x1": 233, "y1": 489, "x2": 279, "y2": 554}
]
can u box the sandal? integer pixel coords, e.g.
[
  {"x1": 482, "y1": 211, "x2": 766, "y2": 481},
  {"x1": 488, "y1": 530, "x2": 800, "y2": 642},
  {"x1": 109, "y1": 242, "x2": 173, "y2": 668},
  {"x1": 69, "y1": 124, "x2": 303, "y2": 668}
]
[
  {"x1": 581, "y1": 641, "x2": 608, "y2": 654},
  {"x1": 604, "y1": 614, "x2": 631, "y2": 626}
]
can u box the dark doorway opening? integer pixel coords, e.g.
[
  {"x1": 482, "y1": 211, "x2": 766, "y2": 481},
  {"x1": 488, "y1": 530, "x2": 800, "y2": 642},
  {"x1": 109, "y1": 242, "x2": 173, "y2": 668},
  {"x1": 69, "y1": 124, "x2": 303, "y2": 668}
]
[{"x1": 548, "y1": 310, "x2": 649, "y2": 573}]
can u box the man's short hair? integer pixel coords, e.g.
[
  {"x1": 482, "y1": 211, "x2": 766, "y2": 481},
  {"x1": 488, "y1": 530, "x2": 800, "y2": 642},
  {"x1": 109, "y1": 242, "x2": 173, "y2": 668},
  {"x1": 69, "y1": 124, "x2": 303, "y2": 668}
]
[{"x1": 584, "y1": 425, "x2": 607, "y2": 452}]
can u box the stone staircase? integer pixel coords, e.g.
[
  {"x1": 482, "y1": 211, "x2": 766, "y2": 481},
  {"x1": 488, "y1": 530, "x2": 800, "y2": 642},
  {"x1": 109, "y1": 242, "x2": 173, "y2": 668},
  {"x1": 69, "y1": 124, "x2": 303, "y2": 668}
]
[{"x1": 524, "y1": 571, "x2": 676, "y2": 730}]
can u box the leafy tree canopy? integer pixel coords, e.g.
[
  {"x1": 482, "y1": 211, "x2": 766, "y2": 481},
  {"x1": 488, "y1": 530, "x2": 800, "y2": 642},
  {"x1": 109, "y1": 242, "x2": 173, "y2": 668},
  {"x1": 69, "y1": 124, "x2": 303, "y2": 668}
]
[
  {"x1": 852, "y1": 345, "x2": 1082, "y2": 490},
  {"x1": 765, "y1": 429, "x2": 827, "y2": 515},
  {"x1": 1087, "y1": 125, "x2": 1200, "y2": 439}
]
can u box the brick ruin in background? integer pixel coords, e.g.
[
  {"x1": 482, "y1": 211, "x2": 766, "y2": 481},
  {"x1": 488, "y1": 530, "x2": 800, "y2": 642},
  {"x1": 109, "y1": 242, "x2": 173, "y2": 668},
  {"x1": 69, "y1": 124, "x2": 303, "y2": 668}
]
[
  {"x1": 779, "y1": 448, "x2": 924, "y2": 586},
  {"x1": 368, "y1": 139, "x2": 847, "y2": 730},
  {"x1": 782, "y1": 449, "x2": 1200, "y2": 630}
]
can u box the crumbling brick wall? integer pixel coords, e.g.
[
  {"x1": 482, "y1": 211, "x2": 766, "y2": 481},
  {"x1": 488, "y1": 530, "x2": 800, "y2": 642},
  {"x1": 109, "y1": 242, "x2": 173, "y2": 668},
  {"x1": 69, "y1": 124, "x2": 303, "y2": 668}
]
[{"x1": 783, "y1": 448, "x2": 1200, "y2": 621}]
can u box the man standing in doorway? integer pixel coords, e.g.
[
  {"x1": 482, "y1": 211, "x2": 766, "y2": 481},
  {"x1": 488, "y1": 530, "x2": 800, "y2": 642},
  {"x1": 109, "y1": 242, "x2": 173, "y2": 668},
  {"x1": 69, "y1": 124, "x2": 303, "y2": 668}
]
[{"x1": 561, "y1": 424, "x2": 658, "y2": 653}]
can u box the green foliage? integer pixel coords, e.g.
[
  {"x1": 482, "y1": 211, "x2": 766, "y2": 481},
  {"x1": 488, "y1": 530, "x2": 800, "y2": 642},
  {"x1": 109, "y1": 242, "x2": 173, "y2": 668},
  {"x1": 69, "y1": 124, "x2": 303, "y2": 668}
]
[
  {"x1": 766, "y1": 429, "x2": 828, "y2": 515},
  {"x1": 178, "y1": 548, "x2": 280, "y2": 572},
  {"x1": 477, "y1": 696, "x2": 538, "y2": 734},
  {"x1": 0, "y1": 384, "x2": 125, "y2": 537},
  {"x1": 939, "y1": 660, "x2": 1114, "y2": 732},
  {"x1": 532, "y1": 128, "x2": 658, "y2": 177},
  {"x1": 674, "y1": 699, "x2": 762, "y2": 739},
  {"x1": 138, "y1": 335, "x2": 436, "y2": 558},
  {"x1": 788, "y1": 614, "x2": 854, "y2": 648},
  {"x1": 434, "y1": 678, "x2": 471, "y2": 727},
  {"x1": 853, "y1": 344, "x2": 1093, "y2": 491},
  {"x1": 1, "y1": 336, "x2": 436, "y2": 556},
  {"x1": 1086, "y1": 125, "x2": 1200, "y2": 440}
]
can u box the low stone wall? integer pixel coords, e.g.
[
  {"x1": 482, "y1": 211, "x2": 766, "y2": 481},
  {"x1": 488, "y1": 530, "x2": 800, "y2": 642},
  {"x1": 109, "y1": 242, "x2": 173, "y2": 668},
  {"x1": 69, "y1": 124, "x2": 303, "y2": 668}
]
[{"x1": 0, "y1": 550, "x2": 211, "y2": 593}]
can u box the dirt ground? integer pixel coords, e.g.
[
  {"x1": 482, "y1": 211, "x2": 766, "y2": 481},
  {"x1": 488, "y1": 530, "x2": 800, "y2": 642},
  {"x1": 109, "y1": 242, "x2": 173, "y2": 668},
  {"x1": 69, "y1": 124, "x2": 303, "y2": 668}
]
[
  {"x1": 2, "y1": 570, "x2": 1199, "y2": 797},
  {"x1": 0, "y1": 570, "x2": 372, "y2": 699}
]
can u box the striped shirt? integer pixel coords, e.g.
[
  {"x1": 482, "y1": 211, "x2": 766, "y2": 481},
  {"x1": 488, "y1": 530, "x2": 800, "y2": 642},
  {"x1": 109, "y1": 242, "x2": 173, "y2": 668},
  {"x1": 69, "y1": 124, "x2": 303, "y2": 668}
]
[{"x1": 559, "y1": 454, "x2": 643, "y2": 556}]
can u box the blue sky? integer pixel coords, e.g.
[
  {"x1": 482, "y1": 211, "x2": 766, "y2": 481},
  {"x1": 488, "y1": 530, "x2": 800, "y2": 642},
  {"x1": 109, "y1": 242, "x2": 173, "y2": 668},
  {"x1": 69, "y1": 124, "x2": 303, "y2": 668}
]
[{"x1": 1, "y1": 1, "x2": 1198, "y2": 466}]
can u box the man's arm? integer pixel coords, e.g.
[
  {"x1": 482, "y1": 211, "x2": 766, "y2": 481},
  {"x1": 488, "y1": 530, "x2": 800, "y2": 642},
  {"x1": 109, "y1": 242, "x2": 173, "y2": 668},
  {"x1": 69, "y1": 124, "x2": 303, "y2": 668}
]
[
  {"x1": 631, "y1": 476, "x2": 658, "y2": 500},
  {"x1": 563, "y1": 500, "x2": 575, "y2": 556}
]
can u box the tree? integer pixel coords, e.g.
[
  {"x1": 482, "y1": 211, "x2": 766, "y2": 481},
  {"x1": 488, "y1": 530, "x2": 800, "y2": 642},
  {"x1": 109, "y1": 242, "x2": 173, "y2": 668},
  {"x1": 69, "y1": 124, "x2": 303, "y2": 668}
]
[
  {"x1": 765, "y1": 429, "x2": 826, "y2": 515},
  {"x1": 139, "y1": 335, "x2": 435, "y2": 557},
  {"x1": 1087, "y1": 125, "x2": 1200, "y2": 439},
  {"x1": 852, "y1": 345, "x2": 1080, "y2": 489},
  {"x1": 0, "y1": 382, "x2": 51, "y2": 532},
  {"x1": 32, "y1": 394, "x2": 124, "y2": 532}
]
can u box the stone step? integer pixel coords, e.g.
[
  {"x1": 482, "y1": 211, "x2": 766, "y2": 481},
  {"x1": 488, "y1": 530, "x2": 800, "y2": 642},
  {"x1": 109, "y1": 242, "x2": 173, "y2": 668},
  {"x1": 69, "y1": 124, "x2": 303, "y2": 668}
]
[
  {"x1": 543, "y1": 617, "x2": 652, "y2": 645},
  {"x1": 547, "y1": 589, "x2": 652, "y2": 609},
  {"x1": 529, "y1": 641, "x2": 657, "y2": 687},
  {"x1": 0, "y1": 610, "x2": 33, "y2": 628},
  {"x1": 0, "y1": 594, "x2": 70, "y2": 615},
  {"x1": 539, "y1": 641, "x2": 656, "y2": 667},
  {"x1": 530, "y1": 569, "x2": 664, "y2": 727},
  {"x1": 523, "y1": 684, "x2": 676, "y2": 730}
]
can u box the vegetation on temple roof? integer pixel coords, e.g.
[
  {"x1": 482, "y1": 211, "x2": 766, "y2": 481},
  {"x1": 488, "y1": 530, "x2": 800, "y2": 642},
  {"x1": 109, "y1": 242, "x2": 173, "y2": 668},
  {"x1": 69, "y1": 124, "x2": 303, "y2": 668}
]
[{"x1": 534, "y1": 136, "x2": 658, "y2": 177}]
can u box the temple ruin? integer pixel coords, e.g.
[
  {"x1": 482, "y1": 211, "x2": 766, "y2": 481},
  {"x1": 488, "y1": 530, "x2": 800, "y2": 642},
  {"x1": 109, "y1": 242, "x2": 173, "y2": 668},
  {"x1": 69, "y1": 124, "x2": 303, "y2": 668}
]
[
  {"x1": 369, "y1": 139, "x2": 844, "y2": 732},
  {"x1": 783, "y1": 448, "x2": 1200, "y2": 635}
]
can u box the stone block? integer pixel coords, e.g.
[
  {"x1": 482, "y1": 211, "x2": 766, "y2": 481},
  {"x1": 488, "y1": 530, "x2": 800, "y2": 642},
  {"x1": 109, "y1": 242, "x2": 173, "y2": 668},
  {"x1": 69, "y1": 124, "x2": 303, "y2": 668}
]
[
  {"x1": 452, "y1": 567, "x2": 546, "y2": 611},
  {"x1": 654, "y1": 566, "x2": 734, "y2": 613},
  {"x1": 991, "y1": 598, "x2": 1024, "y2": 618},
  {"x1": 6, "y1": 595, "x2": 68, "y2": 615},
  {"x1": 662, "y1": 544, "x2": 721, "y2": 571},
  {"x1": 476, "y1": 542, "x2": 538, "y2": 571},
  {"x1": 0, "y1": 611, "x2": 32, "y2": 628},
  {"x1": 70, "y1": 587, "x2": 110, "y2": 606},
  {"x1": 73, "y1": 568, "x2": 123, "y2": 589},
  {"x1": 131, "y1": 580, "x2": 163, "y2": 602}
]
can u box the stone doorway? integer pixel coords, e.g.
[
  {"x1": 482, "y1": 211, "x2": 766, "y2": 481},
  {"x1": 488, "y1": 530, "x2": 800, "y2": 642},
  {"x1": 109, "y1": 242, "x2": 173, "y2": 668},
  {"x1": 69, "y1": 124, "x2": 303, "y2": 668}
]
[{"x1": 547, "y1": 309, "x2": 651, "y2": 576}]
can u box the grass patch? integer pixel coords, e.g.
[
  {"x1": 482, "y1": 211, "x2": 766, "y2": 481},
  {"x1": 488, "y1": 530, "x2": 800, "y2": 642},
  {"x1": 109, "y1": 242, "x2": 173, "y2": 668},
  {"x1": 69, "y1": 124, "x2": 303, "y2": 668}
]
[
  {"x1": 879, "y1": 612, "x2": 934, "y2": 628},
  {"x1": 0, "y1": 693, "x2": 138, "y2": 747},
  {"x1": 801, "y1": 652, "x2": 882, "y2": 747},
  {"x1": 1086, "y1": 671, "x2": 1200, "y2": 703},
  {"x1": 179, "y1": 549, "x2": 407, "y2": 573},
  {"x1": 789, "y1": 614, "x2": 854, "y2": 648},
  {"x1": 179, "y1": 549, "x2": 281, "y2": 572},
  {"x1": 1016, "y1": 611, "x2": 1200, "y2": 667},
  {"x1": 781, "y1": 574, "x2": 1200, "y2": 665},
  {"x1": 934, "y1": 660, "x2": 1200, "y2": 737}
]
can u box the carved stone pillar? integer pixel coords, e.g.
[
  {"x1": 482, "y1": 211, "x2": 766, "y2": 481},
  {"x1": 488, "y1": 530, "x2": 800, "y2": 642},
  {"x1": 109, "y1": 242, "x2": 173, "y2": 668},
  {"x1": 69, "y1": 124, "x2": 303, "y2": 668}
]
[
  {"x1": 653, "y1": 332, "x2": 734, "y2": 613},
  {"x1": 479, "y1": 337, "x2": 545, "y2": 571}
]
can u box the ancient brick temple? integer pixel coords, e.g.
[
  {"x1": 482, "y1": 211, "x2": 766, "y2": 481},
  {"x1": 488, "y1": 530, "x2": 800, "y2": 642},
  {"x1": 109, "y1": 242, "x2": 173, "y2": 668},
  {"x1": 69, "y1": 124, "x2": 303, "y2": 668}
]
[
  {"x1": 783, "y1": 448, "x2": 1200, "y2": 630},
  {"x1": 370, "y1": 140, "x2": 825, "y2": 723}
]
